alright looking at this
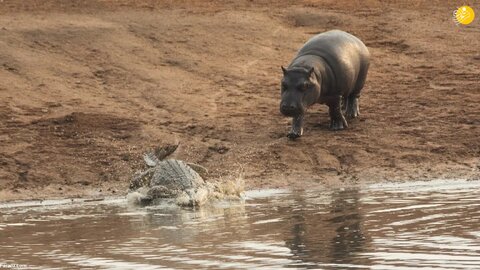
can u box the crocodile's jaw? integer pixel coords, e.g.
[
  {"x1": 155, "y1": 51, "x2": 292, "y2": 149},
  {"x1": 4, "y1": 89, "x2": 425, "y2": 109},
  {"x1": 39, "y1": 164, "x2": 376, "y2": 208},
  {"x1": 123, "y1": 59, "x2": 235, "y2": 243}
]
[
  {"x1": 127, "y1": 188, "x2": 153, "y2": 206},
  {"x1": 175, "y1": 187, "x2": 210, "y2": 207}
]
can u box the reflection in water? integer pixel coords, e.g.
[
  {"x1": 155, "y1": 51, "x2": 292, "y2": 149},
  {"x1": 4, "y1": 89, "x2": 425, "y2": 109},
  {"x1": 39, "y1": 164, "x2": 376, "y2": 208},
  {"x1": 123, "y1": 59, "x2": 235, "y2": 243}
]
[
  {"x1": 285, "y1": 189, "x2": 368, "y2": 267},
  {"x1": 328, "y1": 189, "x2": 366, "y2": 263},
  {"x1": 1, "y1": 180, "x2": 480, "y2": 269}
]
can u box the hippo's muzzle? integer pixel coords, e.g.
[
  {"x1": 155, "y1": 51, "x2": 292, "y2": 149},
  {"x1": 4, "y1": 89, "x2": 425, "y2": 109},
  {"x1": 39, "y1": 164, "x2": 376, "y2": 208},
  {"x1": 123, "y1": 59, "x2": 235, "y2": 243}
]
[{"x1": 280, "y1": 101, "x2": 303, "y2": 117}]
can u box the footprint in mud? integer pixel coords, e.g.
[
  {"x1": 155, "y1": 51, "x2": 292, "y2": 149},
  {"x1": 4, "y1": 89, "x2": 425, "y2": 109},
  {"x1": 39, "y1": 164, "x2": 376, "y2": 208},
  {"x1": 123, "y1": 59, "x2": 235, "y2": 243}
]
[
  {"x1": 367, "y1": 39, "x2": 410, "y2": 52},
  {"x1": 208, "y1": 144, "x2": 229, "y2": 154},
  {"x1": 2, "y1": 63, "x2": 19, "y2": 73},
  {"x1": 286, "y1": 9, "x2": 348, "y2": 28}
]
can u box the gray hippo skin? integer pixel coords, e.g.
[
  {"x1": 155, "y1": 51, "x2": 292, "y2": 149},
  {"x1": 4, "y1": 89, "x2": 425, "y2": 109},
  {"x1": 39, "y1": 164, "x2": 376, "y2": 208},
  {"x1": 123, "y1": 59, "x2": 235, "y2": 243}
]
[{"x1": 280, "y1": 30, "x2": 370, "y2": 139}]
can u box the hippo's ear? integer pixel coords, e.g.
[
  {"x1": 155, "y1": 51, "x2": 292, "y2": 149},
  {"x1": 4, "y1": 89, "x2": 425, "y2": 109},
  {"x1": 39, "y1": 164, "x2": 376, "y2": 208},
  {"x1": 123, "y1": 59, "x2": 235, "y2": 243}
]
[
  {"x1": 307, "y1": 67, "x2": 315, "y2": 77},
  {"x1": 281, "y1": 66, "x2": 287, "y2": 75}
]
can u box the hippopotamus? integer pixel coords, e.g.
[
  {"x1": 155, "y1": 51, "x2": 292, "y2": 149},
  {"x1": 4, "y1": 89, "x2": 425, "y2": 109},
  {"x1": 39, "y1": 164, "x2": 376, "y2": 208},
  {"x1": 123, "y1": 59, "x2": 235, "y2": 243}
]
[{"x1": 280, "y1": 30, "x2": 370, "y2": 139}]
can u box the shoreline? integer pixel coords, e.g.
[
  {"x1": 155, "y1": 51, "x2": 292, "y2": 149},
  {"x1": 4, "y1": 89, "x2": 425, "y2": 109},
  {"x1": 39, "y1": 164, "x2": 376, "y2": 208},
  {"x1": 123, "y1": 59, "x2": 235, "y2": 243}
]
[
  {"x1": 2, "y1": 175, "x2": 480, "y2": 204},
  {"x1": 2, "y1": 162, "x2": 479, "y2": 202}
]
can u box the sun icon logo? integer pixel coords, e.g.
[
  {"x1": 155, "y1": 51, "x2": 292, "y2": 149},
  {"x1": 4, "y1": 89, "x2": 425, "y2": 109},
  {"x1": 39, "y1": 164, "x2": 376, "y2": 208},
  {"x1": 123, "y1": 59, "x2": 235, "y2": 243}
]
[{"x1": 453, "y1": 5, "x2": 475, "y2": 25}]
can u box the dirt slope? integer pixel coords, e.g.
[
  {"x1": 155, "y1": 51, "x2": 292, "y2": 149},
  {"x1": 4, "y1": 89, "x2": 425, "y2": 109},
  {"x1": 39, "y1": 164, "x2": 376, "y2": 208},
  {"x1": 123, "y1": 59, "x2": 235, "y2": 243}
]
[{"x1": 0, "y1": 0, "x2": 479, "y2": 200}]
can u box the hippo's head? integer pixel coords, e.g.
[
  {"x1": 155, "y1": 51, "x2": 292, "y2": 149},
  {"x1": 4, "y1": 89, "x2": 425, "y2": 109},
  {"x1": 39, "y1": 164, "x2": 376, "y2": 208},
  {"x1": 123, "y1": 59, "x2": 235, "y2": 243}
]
[{"x1": 279, "y1": 66, "x2": 321, "y2": 117}]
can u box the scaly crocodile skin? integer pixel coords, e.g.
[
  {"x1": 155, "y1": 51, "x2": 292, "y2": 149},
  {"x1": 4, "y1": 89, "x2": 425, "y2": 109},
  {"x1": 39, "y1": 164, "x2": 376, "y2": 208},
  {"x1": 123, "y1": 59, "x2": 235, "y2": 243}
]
[{"x1": 150, "y1": 159, "x2": 205, "y2": 190}]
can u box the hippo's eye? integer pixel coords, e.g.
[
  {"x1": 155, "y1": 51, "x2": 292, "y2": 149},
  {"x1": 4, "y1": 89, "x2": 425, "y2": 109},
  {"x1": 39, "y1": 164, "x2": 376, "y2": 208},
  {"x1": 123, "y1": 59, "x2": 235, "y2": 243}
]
[
  {"x1": 301, "y1": 81, "x2": 311, "y2": 91},
  {"x1": 281, "y1": 82, "x2": 288, "y2": 90}
]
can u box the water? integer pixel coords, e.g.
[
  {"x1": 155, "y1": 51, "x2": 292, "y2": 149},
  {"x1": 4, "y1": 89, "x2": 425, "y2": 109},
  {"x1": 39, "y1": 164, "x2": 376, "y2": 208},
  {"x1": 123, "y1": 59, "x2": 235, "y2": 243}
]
[{"x1": 1, "y1": 179, "x2": 480, "y2": 269}]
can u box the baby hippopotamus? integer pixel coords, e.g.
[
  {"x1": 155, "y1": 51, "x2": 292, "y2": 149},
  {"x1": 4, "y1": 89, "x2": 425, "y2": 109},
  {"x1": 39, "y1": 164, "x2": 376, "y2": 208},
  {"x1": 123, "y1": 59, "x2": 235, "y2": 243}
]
[{"x1": 280, "y1": 30, "x2": 370, "y2": 139}]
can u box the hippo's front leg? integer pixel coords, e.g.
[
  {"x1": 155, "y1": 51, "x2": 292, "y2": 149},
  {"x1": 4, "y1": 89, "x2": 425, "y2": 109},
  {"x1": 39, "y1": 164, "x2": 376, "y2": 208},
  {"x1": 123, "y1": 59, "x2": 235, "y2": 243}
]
[
  {"x1": 328, "y1": 96, "x2": 348, "y2": 131},
  {"x1": 287, "y1": 114, "x2": 304, "y2": 140}
]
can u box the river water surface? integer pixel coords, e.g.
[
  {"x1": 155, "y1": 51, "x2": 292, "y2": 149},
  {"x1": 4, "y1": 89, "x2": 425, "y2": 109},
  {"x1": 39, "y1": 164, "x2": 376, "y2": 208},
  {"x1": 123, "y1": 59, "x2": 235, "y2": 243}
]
[{"x1": 1, "y1": 179, "x2": 480, "y2": 269}]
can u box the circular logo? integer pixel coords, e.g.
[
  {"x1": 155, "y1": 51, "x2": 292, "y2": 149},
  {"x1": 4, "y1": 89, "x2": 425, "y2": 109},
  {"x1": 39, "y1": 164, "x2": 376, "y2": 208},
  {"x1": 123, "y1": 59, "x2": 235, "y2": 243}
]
[{"x1": 454, "y1": 6, "x2": 475, "y2": 25}]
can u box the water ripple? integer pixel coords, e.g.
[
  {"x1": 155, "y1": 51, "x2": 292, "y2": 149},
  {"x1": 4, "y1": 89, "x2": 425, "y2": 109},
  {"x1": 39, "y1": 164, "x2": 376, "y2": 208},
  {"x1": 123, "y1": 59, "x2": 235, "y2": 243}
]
[{"x1": 1, "y1": 179, "x2": 479, "y2": 269}]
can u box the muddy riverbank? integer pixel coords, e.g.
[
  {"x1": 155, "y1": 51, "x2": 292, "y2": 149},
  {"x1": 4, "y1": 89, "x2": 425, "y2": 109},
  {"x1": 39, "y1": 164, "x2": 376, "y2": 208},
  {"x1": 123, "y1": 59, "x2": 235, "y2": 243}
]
[{"x1": 0, "y1": 0, "x2": 479, "y2": 200}]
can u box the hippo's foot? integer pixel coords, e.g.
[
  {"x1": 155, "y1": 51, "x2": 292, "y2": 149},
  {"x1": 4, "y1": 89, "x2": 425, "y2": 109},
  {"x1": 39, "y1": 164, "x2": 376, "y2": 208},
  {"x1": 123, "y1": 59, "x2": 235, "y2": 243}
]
[
  {"x1": 345, "y1": 97, "x2": 360, "y2": 119},
  {"x1": 287, "y1": 130, "x2": 302, "y2": 140},
  {"x1": 329, "y1": 113, "x2": 348, "y2": 130},
  {"x1": 328, "y1": 98, "x2": 348, "y2": 131}
]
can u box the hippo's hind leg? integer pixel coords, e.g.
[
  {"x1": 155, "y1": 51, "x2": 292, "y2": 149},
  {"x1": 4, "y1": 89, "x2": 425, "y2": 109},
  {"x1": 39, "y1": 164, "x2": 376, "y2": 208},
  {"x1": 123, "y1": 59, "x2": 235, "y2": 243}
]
[
  {"x1": 341, "y1": 96, "x2": 348, "y2": 113},
  {"x1": 346, "y1": 60, "x2": 369, "y2": 119},
  {"x1": 328, "y1": 96, "x2": 348, "y2": 131},
  {"x1": 345, "y1": 95, "x2": 360, "y2": 119}
]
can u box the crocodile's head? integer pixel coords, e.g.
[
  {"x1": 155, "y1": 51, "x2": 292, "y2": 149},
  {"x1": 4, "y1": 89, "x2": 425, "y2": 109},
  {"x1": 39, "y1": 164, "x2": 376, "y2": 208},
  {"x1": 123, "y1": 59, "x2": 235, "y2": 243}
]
[
  {"x1": 146, "y1": 183, "x2": 212, "y2": 207},
  {"x1": 175, "y1": 187, "x2": 211, "y2": 206},
  {"x1": 127, "y1": 185, "x2": 212, "y2": 207}
]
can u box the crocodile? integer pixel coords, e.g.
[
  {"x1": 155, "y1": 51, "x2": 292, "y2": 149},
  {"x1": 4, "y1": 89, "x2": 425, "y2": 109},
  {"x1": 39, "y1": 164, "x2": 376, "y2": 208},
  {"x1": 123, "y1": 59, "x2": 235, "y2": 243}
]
[{"x1": 128, "y1": 144, "x2": 243, "y2": 207}]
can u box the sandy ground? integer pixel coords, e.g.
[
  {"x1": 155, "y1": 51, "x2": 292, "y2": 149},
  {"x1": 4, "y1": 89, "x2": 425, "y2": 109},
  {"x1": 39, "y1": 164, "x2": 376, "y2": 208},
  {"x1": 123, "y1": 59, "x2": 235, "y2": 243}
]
[{"x1": 0, "y1": 0, "x2": 479, "y2": 201}]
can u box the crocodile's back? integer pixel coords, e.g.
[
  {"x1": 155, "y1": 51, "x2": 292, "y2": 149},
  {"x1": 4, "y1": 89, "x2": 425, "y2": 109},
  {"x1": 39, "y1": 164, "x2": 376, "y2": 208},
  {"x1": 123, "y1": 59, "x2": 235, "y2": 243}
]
[{"x1": 151, "y1": 159, "x2": 205, "y2": 190}]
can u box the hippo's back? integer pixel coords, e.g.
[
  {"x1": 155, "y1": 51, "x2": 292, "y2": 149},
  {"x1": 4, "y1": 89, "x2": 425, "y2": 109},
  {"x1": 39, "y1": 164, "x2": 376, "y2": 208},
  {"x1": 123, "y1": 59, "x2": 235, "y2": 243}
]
[
  {"x1": 292, "y1": 30, "x2": 370, "y2": 94},
  {"x1": 151, "y1": 159, "x2": 205, "y2": 190},
  {"x1": 296, "y1": 30, "x2": 369, "y2": 61}
]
